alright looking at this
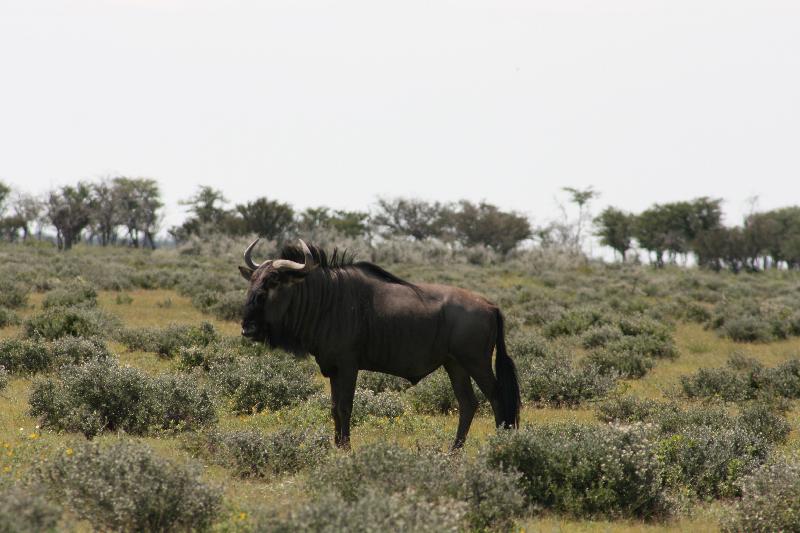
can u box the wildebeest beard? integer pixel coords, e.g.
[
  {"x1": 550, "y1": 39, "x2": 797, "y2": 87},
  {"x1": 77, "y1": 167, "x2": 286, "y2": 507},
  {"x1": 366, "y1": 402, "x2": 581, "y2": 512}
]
[{"x1": 262, "y1": 321, "x2": 307, "y2": 357}]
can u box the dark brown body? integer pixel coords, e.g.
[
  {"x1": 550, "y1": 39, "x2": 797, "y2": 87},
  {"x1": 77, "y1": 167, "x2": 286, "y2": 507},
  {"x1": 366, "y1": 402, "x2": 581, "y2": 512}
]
[{"x1": 239, "y1": 242, "x2": 521, "y2": 449}]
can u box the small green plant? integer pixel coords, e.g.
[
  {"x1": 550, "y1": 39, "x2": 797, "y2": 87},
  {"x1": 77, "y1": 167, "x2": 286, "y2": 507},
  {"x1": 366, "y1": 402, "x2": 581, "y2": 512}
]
[
  {"x1": 115, "y1": 293, "x2": 134, "y2": 305},
  {"x1": 517, "y1": 354, "x2": 617, "y2": 406}
]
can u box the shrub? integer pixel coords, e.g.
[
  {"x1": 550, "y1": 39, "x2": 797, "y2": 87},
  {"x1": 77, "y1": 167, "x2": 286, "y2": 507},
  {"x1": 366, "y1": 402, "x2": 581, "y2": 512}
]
[
  {"x1": 680, "y1": 367, "x2": 753, "y2": 401},
  {"x1": 543, "y1": 307, "x2": 608, "y2": 338},
  {"x1": 116, "y1": 322, "x2": 218, "y2": 357},
  {"x1": 0, "y1": 279, "x2": 29, "y2": 309},
  {"x1": 209, "y1": 290, "x2": 245, "y2": 321},
  {"x1": 681, "y1": 357, "x2": 800, "y2": 401},
  {"x1": 658, "y1": 425, "x2": 770, "y2": 498},
  {"x1": 0, "y1": 338, "x2": 51, "y2": 374},
  {"x1": 178, "y1": 337, "x2": 266, "y2": 371},
  {"x1": 407, "y1": 369, "x2": 457, "y2": 414},
  {"x1": 483, "y1": 423, "x2": 667, "y2": 518},
  {"x1": 508, "y1": 332, "x2": 553, "y2": 359},
  {"x1": 23, "y1": 307, "x2": 116, "y2": 340},
  {"x1": 0, "y1": 337, "x2": 109, "y2": 376},
  {"x1": 581, "y1": 324, "x2": 622, "y2": 349},
  {"x1": 739, "y1": 403, "x2": 791, "y2": 444},
  {"x1": 258, "y1": 489, "x2": 467, "y2": 533},
  {"x1": 585, "y1": 348, "x2": 654, "y2": 379},
  {"x1": 39, "y1": 441, "x2": 222, "y2": 532},
  {"x1": 29, "y1": 358, "x2": 216, "y2": 438},
  {"x1": 0, "y1": 485, "x2": 62, "y2": 533},
  {"x1": 199, "y1": 428, "x2": 330, "y2": 479},
  {"x1": 47, "y1": 336, "x2": 111, "y2": 365},
  {"x1": 351, "y1": 388, "x2": 406, "y2": 424},
  {"x1": 596, "y1": 395, "x2": 662, "y2": 424},
  {"x1": 722, "y1": 457, "x2": 800, "y2": 533},
  {"x1": 41, "y1": 283, "x2": 97, "y2": 309},
  {"x1": 722, "y1": 316, "x2": 774, "y2": 343},
  {"x1": 314, "y1": 442, "x2": 525, "y2": 531},
  {"x1": 518, "y1": 354, "x2": 616, "y2": 406},
  {"x1": 211, "y1": 354, "x2": 322, "y2": 414},
  {"x1": 0, "y1": 306, "x2": 20, "y2": 328},
  {"x1": 357, "y1": 370, "x2": 411, "y2": 392}
]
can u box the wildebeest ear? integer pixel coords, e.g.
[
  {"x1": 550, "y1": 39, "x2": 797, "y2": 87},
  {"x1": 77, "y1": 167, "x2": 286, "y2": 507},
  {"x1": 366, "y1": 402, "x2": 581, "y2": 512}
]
[{"x1": 238, "y1": 266, "x2": 255, "y2": 281}]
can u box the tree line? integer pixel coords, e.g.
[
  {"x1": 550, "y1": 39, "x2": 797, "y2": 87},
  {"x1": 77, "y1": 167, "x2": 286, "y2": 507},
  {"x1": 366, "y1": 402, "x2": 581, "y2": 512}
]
[
  {"x1": 169, "y1": 186, "x2": 532, "y2": 254},
  {"x1": 595, "y1": 198, "x2": 800, "y2": 271},
  {"x1": 3, "y1": 177, "x2": 799, "y2": 271},
  {"x1": 0, "y1": 180, "x2": 533, "y2": 254}
]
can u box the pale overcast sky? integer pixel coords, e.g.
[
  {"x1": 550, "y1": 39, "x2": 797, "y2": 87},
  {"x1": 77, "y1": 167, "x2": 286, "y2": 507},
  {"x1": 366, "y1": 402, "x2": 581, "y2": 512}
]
[{"x1": 1, "y1": 0, "x2": 798, "y2": 231}]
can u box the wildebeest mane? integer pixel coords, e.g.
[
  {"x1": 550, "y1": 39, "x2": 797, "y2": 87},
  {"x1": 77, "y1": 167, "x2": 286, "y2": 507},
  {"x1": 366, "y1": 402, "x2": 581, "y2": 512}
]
[{"x1": 279, "y1": 242, "x2": 421, "y2": 293}]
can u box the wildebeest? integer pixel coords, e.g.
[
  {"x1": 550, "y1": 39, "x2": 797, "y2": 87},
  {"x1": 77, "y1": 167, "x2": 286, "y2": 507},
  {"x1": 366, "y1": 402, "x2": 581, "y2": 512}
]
[{"x1": 238, "y1": 239, "x2": 520, "y2": 449}]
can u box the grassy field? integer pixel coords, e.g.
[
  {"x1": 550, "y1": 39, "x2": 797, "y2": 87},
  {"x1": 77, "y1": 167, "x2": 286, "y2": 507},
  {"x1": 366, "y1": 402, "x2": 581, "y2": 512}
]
[{"x1": 2, "y1": 242, "x2": 800, "y2": 531}]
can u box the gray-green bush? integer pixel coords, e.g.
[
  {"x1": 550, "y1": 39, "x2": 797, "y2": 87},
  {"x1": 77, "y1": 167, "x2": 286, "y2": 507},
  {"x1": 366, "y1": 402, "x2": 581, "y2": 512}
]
[
  {"x1": 0, "y1": 485, "x2": 62, "y2": 533},
  {"x1": 195, "y1": 428, "x2": 330, "y2": 479},
  {"x1": 23, "y1": 307, "x2": 117, "y2": 340},
  {"x1": 483, "y1": 423, "x2": 667, "y2": 519},
  {"x1": 721, "y1": 457, "x2": 800, "y2": 532},
  {"x1": 38, "y1": 441, "x2": 222, "y2": 532},
  {"x1": 313, "y1": 442, "x2": 525, "y2": 531},
  {"x1": 29, "y1": 358, "x2": 216, "y2": 438},
  {"x1": 210, "y1": 353, "x2": 322, "y2": 414},
  {"x1": 116, "y1": 322, "x2": 218, "y2": 357}
]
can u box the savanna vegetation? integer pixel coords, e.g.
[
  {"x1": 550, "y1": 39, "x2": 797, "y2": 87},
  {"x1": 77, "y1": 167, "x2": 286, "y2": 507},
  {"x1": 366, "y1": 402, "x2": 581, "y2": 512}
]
[
  {"x1": 2, "y1": 234, "x2": 800, "y2": 532},
  {"x1": 3, "y1": 176, "x2": 800, "y2": 530}
]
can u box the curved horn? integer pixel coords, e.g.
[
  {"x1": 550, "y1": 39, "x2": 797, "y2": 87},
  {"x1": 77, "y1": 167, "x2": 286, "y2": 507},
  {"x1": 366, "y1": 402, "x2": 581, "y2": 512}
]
[
  {"x1": 272, "y1": 239, "x2": 317, "y2": 273},
  {"x1": 243, "y1": 238, "x2": 262, "y2": 270}
]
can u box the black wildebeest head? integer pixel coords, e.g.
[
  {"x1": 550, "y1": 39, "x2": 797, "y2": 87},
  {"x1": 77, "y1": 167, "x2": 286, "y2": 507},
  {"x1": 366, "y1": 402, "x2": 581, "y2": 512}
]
[{"x1": 238, "y1": 238, "x2": 318, "y2": 344}]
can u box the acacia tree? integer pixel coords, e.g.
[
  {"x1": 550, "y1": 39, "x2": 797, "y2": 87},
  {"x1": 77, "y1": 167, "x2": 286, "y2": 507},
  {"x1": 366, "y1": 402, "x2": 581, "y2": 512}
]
[
  {"x1": 450, "y1": 200, "x2": 531, "y2": 254},
  {"x1": 113, "y1": 177, "x2": 163, "y2": 248},
  {"x1": 372, "y1": 198, "x2": 448, "y2": 241},
  {"x1": 235, "y1": 197, "x2": 295, "y2": 241},
  {"x1": 594, "y1": 207, "x2": 634, "y2": 261},
  {"x1": 561, "y1": 186, "x2": 599, "y2": 252},
  {"x1": 89, "y1": 179, "x2": 120, "y2": 246},
  {"x1": 46, "y1": 182, "x2": 93, "y2": 250}
]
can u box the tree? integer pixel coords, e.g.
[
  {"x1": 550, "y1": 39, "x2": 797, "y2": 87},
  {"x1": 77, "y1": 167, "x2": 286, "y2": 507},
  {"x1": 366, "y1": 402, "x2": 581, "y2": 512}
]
[
  {"x1": 0, "y1": 181, "x2": 11, "y2": 216},
  {"x1": 46, "y1": 182, "x2": 93, "y2": 250},
  {"x1": 561, "y1": 186, "x2": 599, "y2": 251},
  {"x1": 89, "y1": 179, "x2": 119, "y2": 246},
  {"x1": 113, "y1": 178, "x2": 163, "y2": 248},
  {"x1": 235, "y1": 197, "x2": 295, "y2": 241},
  {"x1": 11, "y1": 193, "x2": 44, "y2": 241},
  {"x1": 633, "y1": 206, "x2": 671, "y2": 267},
  {"x1": 372, "y1": 198, "x2": 448, "y2": 241},
  {"x1": 180, "y1": 186, "x2": 228, "y2": 225},
  {"x1": 450, "y1": 201, "x2": 531, "y2": 254},
  {"x1": 594, "y1": 207, "x2": 634, "y2": 261}
]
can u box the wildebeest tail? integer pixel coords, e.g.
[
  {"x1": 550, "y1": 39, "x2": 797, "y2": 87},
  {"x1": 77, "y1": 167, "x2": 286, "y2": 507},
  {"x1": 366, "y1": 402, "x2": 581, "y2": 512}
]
[{"x1": 494, "y1": 309, "x2": 520, "y2": 428}]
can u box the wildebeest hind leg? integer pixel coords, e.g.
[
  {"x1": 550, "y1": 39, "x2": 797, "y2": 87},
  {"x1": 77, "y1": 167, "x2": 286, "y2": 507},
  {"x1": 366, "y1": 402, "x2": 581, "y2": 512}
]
[
  {"x1": 330, "y1": 368, "x2": 357, "y2": 448},
  {"x1": 461, "y1": 357, "x2": 503, "y2": 428},
  {"x1": 443, "y1": 359, "x2": 479, "y2": 450}
]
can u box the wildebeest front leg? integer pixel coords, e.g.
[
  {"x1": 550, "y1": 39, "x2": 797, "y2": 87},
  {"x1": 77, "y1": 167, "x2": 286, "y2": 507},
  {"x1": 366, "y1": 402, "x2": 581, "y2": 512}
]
[
  {"x1": 330, "y1": 368, "x2": 357, "y2": 448},
  {"x1": 444, "y1": 359, "x2": 479, "y2": 450}
]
